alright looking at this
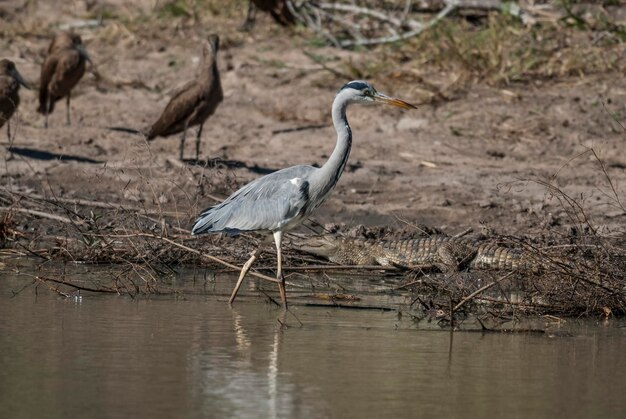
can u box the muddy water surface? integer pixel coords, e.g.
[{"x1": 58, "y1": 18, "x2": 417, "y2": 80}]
[{"x1": 1, "y1": 270, "x2": 625, "y2": 419}]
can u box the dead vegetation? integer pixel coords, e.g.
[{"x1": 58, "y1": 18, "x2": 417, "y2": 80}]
[{"x1": 1, "y1": 157, "x2": 625, "y2": 323}]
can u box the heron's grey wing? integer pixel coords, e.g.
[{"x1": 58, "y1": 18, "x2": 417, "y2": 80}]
[{"x1": 192, "y1": 166, "x2": 316, "y2": 235}]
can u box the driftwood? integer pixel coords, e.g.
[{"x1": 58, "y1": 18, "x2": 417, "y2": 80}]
[{"x1": 252, "y1": 0, "x2": 561, "y2": 48}]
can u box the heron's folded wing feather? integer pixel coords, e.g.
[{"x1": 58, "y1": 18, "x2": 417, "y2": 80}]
[{"x1": 193, "y1": 166, "x2": 315, "y2": 234}]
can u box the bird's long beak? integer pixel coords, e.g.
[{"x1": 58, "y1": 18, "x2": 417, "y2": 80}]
[
  {"x1": 373, "y1": 92, "x2": 417, "y2": 109},
  {"x1": 78, "y1": 45, "x2": 92, "y2": 64},
  {"x1": 13, "y1": 69, "x2": 30, "y2": 90}
]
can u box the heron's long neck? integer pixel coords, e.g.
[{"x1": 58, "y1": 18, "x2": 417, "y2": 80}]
[{"x1": 310, "y1": 93, "x2": 352, "y2": 202}]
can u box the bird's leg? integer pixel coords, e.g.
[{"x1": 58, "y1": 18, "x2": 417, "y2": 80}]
[
  {"x1": 229, "y1": 252, "x2": 260, "y2": 304},
  {"x1": 180, "y1": 122, "x2": 189, "y2": 161},
  {"x1": 66, "y1": 93, "x2": 71, "y2": 126},
  {"x1": 45, "y1": 97, "x2": 50, "y2": 129},
  {"x1": 229, "y1": 236, "x2": 271, "y2": 304},
  {"x1": 273, "y1": 231, "x2": 287, "y2": 308},
  {"x1": 195, "y1": 122, "x2": 204, "y2": 161},
  {"x1": 238, "y1": 1, "x2": 257, "y2": 32},
  {"x1": 6, "y1": 120, "x2": 10, "y2": 141}
]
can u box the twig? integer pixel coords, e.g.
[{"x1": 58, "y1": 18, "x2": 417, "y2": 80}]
[
  {"x1": 35, "y1": 276, "x2": 71, "y2": 297},
  {"x1": 271, "y1": 123, "x2": 329, "y2": 135},
  {"x1": 37, "y1": 276, "x2": 119, "y2": 294},
  {"x1": 0, "y1": 207, "x2": 78, "y2": 225},
  {"x1": 589, "y1": 146, "x2": 624, "y2": 212},
  {"x1": 262, "y1": 264, "x2": 396, "y2": 271},
  {"x1": 453, "y1": 227, "x2": 473, "y2": 238},
  {"x1": 140, "y1": 234, "x2": 281, "y2": 284},
  {"x1": 338, "y1": 1, "x2": 457, "y2": 47},
  {"x1": 0, "y1": 187, "x2": 182, "y2": 216},
  {"x1": 602, "y1": 100, "x2": 626, "y2": 132},
  {"x1": 452, "y1": 271, "x2": 514, "y2": 313}
]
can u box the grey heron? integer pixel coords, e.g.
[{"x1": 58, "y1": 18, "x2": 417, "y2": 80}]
[{"x1": 192, "y1": 80, "x2": 416, "y2": 307}]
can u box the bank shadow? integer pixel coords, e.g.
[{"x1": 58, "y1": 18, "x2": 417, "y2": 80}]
[
  {"x1": 7, "y1": 147, "x2": 103, "y2": 164},
  {"x1": 182, "y1": 157, "x2": 281, "y2": 175}
]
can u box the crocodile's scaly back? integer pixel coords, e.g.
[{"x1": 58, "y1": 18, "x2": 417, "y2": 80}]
[
  {"x1": 294, "y1": 234, "x2": 545, "y2": 272},
  {"x1": 378, "y1": 236, "x2": 476, "y2": 268}
]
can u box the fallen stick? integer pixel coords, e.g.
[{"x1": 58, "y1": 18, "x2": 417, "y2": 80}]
[
  {"x1": 0, "y1": 207, "x2": 77, "y2": 225},
  {"x1": 137, "y1": 233, "x2": 281, "y2": 284},
  {"x1": 272, "y1": 123, "x2": 329, "y2": 135},
  {"x1": 453, "y1": 271, "x2": 514, "y2": 313},
  {"x1": 0, "y1": 187, "x2": 182, "y2": 216},
  {"x1": 37, "y1": 276, "x2": 118, "y2": 294}
]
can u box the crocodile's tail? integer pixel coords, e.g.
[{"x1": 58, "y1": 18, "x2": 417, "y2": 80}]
[{"x1": 471, "y1": 243, "x2": 570, "y2": 273}]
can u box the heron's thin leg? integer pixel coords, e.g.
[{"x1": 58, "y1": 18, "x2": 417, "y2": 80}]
[
  {"x1": 273, "y1": 231, "x2": 287, "y2": 308},
  {"x1": 66, "y1": 93, "x2": 71, "y2": 126},
  {"x1": 229, "y1": 236, "x2": 271, "y2": 304},
  {"x1": 195, "y1": 122, "x2": 204, "y2": 161},
  {"x1": 229, "y1": 252, "x2": 260, "y2": 304}
]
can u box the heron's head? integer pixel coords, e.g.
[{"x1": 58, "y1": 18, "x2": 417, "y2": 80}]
[
  {"x1": 0, "y1": 59, "x2": 30, "y2": 89},
  {"x1": 337, "y1": 80, "x2": 416, "y2": 109}
]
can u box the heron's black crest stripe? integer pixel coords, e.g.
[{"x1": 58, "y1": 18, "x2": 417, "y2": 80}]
[{"x1": 339, "y1": 81, "x2": 369, "y2": 92}]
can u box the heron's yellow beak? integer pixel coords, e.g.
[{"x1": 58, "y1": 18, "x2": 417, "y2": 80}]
[{"x1": 373, "y1": 92, "x2": 417, "y2": 109}]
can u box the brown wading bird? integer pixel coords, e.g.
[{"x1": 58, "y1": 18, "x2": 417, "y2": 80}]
[
  {"x1": 0, "y1": 59, "x2": 30, "y2": 139},
  {"x1": 191, "y1": 81, "x2": 416, "y2": 308},
  {"x1": 38, "y1": 31, "x2": 91, "y2": 128},
  {"x1": 240, "y1": 0, "x2": 296, "y2": 31},
  {"x1": 146, "y1": 34, "x2": 223, "y2": 161}
]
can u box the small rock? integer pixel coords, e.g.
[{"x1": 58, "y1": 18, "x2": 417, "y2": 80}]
[
  {"x1": 486, "y1": 149, "x2": 505, "y2": 159},
  {"x1": 478, "y1": 200, "x2": 497, "y2": 208}
]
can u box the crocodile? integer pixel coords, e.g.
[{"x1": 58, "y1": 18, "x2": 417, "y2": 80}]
[{"x1": 293, "y1": 235, "x2": 546, "y2": 272}]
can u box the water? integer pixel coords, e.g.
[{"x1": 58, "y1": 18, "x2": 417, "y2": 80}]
[{"x1": 1, "y1": 266, "x2": 625, "y2": 419}]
